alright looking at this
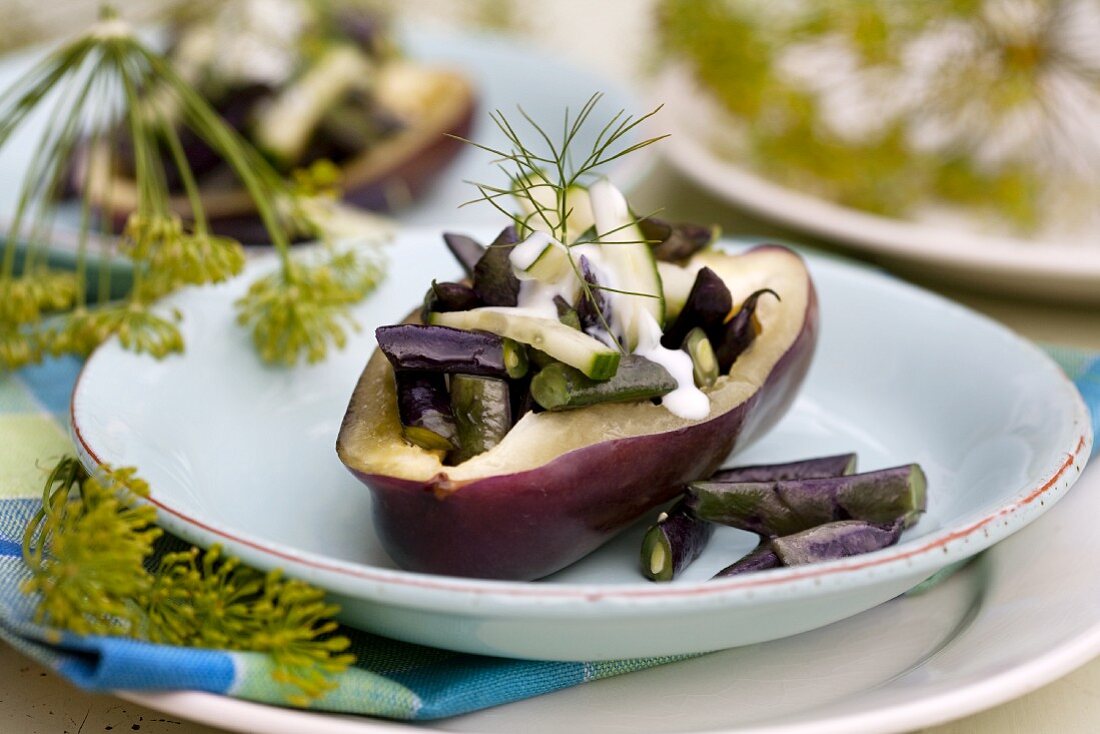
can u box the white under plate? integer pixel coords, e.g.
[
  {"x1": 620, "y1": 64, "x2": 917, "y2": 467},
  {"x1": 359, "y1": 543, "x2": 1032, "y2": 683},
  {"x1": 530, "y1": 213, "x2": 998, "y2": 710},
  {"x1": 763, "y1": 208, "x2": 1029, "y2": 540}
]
[
  {"x1": 657, "y1": 70, "x2": 1100, "y2": 303},
  {"x1": 69, "y1": 229, "x2": 1091, "y2": 661},
  {"x1": 118, "y1": 462, "x2": 1100, "y2": 733}
]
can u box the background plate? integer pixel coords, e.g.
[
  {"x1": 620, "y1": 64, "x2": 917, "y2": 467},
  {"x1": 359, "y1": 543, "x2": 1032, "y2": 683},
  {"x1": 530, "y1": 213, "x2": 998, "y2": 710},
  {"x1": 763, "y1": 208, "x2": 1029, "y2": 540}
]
[
  {"x1": 657, "y1": 71, "x2": 1100, "y2": 303},
  {"x1": 69, "y1": 229, "x2": 1091, "y2": 660},
  {"x1": 0, "y1": 25, "x2": 645, "y2": 257}
]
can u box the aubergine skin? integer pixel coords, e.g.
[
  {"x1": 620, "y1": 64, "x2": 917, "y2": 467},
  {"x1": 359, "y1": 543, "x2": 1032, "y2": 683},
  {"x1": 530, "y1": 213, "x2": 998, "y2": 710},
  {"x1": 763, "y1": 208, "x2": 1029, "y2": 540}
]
[
  {"x1": 639, "y1": 217, "x2": 717, "y2": 264},
  {"x1": 355, "y1": 387, "x2": 762, "y2": 579},
  {"x1": 472, "y1": 226, "x2": 521, "y2": 307},
  {"x1": 716, "y1": 288, "x2": 781, "y2": 373},
  {"x1": 442, "y1": 233, "x2": 486, "y2": 278},
  {"x1": 338, "y1": 245, "x2": 819, "y2": 580},
  {"x1": 376, "y1": 324, "x2": 512, "y2": 377},
  {"x1": 661, "y1": 267, "x2": 733, "y2": 349}
]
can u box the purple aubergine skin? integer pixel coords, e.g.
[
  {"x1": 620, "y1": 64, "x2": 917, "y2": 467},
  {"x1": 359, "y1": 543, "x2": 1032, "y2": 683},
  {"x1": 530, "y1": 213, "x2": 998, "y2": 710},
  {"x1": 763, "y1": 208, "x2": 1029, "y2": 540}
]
[
  {"x1": 576, "y1": 255, "x2": 611, "y2": 334},
  {"x1": 710, "y1": 453, "x2": 858, "y2": 483},
  {"x1": 661, "y1": 267, "x2": 733, "y2": 349},
  {"x1": 771, "y1": 520, "x2": 904, "y2": 566},
  {"x1": 394, "y1": 372, "x2": 456, "y2": 448},
  {"x1": 421, "y1": 281, "x2": 481, "y2": 321},
  {"x1": 715, "y1": 288, "x2": 781, "y2": 373},
  {"x1": 442, "y1": 233, "x2": 486, "y2": 278},
  {"x1": 639, "y1": 217, "x2": 716, "y2": 264},
  {"x1": 712, "y1": 544, "x2": 782, "y2": 578},
  {"x1": 687, "y1": 463, "x2": 926, "y2": 537},
  {"x1": 340, "y1": 102, "x2": 474, "y2": 213},
  {"x1": 341, "y1": 246, "x2": 819, "y2": 580},
  {"x1": 472, "y1": 226, "x2": 521, "y2": 307},
  {"x1": 375, "y1": 324, "x2": 511, "y2": 377}
]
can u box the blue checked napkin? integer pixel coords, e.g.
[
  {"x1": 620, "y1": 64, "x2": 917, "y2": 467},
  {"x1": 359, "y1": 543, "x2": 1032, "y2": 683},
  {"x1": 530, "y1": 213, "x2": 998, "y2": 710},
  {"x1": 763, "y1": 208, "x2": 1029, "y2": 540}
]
[{"x1": 0, "y1": 349, "x2": 1097, "y2": 721}]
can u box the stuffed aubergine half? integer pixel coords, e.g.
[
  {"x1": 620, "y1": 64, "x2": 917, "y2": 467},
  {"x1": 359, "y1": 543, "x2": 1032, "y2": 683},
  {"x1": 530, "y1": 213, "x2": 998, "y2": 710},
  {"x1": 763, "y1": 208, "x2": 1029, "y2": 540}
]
[{"x1": 337, "y1": 180, "x2": 819, "y2": 580}]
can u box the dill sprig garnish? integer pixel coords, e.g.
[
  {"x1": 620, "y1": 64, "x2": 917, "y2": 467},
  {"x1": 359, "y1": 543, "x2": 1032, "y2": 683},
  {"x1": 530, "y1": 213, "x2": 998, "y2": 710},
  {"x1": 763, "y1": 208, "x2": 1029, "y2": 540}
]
[
  {"x1": 21, "y1": 457, "x2": 354, "y2": 704},
  {"x1": 456, "y1": 94, "x2": 666, "y2": 244},
  {"x1": 453, "y1": 93, "x2": 667, "y2": 351},
  {"x1": 0, "y1": 7, "x2": 385, "y2": 371}
]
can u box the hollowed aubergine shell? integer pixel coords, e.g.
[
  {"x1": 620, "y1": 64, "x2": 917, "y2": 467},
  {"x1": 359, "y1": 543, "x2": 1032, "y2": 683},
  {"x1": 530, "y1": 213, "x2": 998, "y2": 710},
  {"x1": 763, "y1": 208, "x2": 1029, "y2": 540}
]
[
  {"x1": 336, "y1": 244, "x2": 819, "y2": 580},
  {"x1": 78, "y1": 65, "x2": 475, "y2": 244}
]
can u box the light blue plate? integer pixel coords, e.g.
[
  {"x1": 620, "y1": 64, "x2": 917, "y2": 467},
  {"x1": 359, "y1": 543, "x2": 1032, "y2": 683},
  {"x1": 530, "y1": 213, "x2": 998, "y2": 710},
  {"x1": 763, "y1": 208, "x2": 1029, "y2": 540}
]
[{"x1": 69, "y1": 231, "x2": 1092, "y2": 661}]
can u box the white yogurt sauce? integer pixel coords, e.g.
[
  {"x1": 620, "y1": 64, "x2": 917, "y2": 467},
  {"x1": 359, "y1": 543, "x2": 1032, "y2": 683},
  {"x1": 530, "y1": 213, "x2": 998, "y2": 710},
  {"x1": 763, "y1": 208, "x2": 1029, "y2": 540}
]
[
  {"x1": 510, "y1": 231, "x2": 560, "y2": 277},
  {"x1": 511, "y1": 182, "x2": 712, "y2": 421},
  {"x1": 633, "y1": 310, "x2": 711, "y2": 420}
]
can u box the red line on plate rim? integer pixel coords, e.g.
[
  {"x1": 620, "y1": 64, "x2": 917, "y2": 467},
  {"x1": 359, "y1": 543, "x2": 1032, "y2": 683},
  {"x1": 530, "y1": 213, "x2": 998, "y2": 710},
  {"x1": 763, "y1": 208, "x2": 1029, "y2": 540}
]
[{"x1": 69, "y1": 354, "x2": 1090, "y2": 602}]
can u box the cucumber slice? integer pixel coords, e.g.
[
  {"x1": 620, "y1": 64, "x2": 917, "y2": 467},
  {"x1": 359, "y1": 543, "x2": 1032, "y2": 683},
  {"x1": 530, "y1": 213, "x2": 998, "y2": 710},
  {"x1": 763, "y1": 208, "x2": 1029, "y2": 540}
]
[
  {"x1": 513, "y1": 177, "x2": 594, "y2": 243},
  {"x1": 588, "y1": 179, "x2": 665, "y2": 350},
  {"x1": 430, "y1": 308, "x2": 620, "y2": 379},
  {"x1": 253, "y1": 45, "x2": 372, "y2": 164},
  {"x1": 561, "y1": 185, "x2": 595, "y2": 241},
  {"x1": 509, "y1": 232, "x2": 572, "y2": 282},
  {"x1": 657, "y1": 261, "x2": 698, "y2": 321}
]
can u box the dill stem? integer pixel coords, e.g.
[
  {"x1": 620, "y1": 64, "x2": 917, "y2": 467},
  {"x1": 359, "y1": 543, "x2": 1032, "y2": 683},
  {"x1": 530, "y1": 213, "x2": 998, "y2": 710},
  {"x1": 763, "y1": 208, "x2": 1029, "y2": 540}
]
[
  {"x1": 111, "y1": 43, "x2": 152, "y2": 300},
  {"x1": 96, "y1": 126, "x2": 119, "y2": 307},
  {"x1": 74, "y1": 72, "x2": 110, "y2": 309},
  {"x1": 160, "y1": 116, "x2": 208, "y2": 236},
  {"x1": 134, "y1": 46, "x2": 294, "y2": 274},
  {"x1": 24, "y1": 53, "x2": 107, "y2": 278},
  {"x1": 1, "y1": 49, "x2": 94, "y2": 281}
]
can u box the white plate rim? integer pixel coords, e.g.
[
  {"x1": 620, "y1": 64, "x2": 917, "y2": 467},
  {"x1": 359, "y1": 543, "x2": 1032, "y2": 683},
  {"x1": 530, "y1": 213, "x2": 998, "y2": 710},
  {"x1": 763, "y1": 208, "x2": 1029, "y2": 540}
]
[
  {"x1": 68, "y1": 233, "x2": 1094, "y2": 617},
  {"x1": 655, "y1": 70, "x2": 1100, "y2": 283}
]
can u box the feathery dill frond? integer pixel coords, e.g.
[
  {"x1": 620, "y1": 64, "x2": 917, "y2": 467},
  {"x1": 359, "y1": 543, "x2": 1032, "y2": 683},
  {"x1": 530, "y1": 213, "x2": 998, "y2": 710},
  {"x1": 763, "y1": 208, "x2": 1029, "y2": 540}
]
[
  {"x1": 21, "y1": 457, "x2": 354, "y2": 704},
  {"x1": 451, "y1": 93, "x2": 667, "y2": 351}
]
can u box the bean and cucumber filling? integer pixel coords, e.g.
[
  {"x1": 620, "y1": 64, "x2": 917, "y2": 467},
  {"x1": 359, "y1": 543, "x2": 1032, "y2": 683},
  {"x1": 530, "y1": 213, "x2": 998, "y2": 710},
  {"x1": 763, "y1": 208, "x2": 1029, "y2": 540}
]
[{"x1": 376, "y1": 181, "x2": 782, "y2": 466}]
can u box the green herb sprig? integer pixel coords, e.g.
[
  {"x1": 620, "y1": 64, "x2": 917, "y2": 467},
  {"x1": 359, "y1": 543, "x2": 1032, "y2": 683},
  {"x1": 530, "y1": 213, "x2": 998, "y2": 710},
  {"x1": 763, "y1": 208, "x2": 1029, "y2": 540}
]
[
  {"x1": 454, "y1": 93, "x2": 667, "y2": 351},
  {"x1": 21, "y1": 457, "x2": 354, "y2": 705},
  {"x1": 0, "y1": 7, "x2": 386, "y2": 371}
]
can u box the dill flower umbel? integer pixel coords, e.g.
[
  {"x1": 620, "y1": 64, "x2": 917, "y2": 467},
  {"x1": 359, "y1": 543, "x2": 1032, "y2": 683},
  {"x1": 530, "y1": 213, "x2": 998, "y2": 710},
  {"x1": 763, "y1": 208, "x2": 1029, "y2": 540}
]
[
  {"x1": 659, "y1": 0, "x2": 1100, "y2": 241},
  {"x1": 0, "y1": 7, "x2": 386, "y2": 371},
  {"x1": 21, "y1": 458, "x2": 354, "y2": 703}
]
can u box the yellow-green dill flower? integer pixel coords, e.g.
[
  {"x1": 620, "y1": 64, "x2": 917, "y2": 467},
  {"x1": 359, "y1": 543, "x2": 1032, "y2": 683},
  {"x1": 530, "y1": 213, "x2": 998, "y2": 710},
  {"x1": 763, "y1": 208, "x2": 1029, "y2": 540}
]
[
  {"x1": 0, "y1": 324, "x2": 40, "y2": 370},
  {"x1": 48, "y1": 303, "x2": 183, "y2": 359},
  {"x1": 21, "y1": 464, "x2": 161, "y2": 638},
  {"x1": 235, "y1": 260, "x2": 361, "y2": 366},
  {"x1": 120, "y1": 212, "x2": 185, "y2": 262},
  {"x1": 22, "y1": 458, "x2": 356, "y2": 704},
  {"x1": 140, "y1": 232, "x2": 247, "y2": 300}
]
